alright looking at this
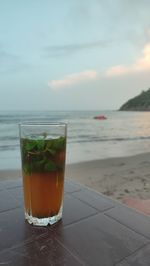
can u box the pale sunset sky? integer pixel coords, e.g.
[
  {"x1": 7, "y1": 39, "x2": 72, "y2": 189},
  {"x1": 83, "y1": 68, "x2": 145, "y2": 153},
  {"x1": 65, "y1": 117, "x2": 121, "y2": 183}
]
[{"x1": 1, "y1": 0, "x2": 150, "y2": 110}]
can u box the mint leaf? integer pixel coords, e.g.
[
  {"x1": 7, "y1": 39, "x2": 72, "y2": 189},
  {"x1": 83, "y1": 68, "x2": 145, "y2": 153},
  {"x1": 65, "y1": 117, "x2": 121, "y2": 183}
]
[
  {"x1": 36, "y1": 139, "x2": 45, "y2": 150},
  {"x1": 44, "y1": 160, "x2": 57, "y2": 171},
  {"x1": 21, "y1": 136, "x2": 66, "y2": 174},
  {"x1": 25, "y1": 140, "x2": 37, "y2": 151},
  {"x1": 51, "y1": 136, "x2": 66, "y2": 151}
]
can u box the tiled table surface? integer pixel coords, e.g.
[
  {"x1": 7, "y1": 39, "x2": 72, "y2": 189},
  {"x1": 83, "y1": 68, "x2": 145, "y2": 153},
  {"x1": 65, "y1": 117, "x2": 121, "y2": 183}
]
[{"x1": 0, "y1": 178, "x2": 150, "y2": 265}]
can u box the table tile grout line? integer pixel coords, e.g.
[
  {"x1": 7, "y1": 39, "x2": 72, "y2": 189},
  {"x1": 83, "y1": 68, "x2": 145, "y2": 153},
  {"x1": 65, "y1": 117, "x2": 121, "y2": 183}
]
[
  {"x1": 116, "y1": 242, "x2": 150, "y2": 265},
  {"x1": 0, "y1": 205, "x2": 22, "y2": 214},
  {"x1": 66, "y1": 179, "x2": 118, "y2": 202},
  {"x1": 50, "y1": 212, "x2": 101, "y2": 231},
  {"x1": 60, "y1": 210, "x2": 150, "y2": 243},
  {"x1": 104, "y1": 212, "x2": 150, "y2": 241},
  {"x1": 65, "y1": 189, "x2": 82, "y2": 194},
  {"x1": 113, "y1": 258, "x2": 129, "y2": 266},
  {"x1": 69, "y1": 192, "x2": 115, "y2": 213},
  {"x1": 55, "y1": 236, "x2": 87, "y2": 266},
  {"x1": 0, "y1": 231, "x2": 50, "y2": 255},
  {"x1": 65, "y1": 178, "x2": 110, "y2": 197}
]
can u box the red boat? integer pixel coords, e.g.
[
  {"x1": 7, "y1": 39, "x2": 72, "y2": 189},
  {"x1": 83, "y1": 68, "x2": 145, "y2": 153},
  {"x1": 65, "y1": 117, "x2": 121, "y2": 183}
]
[{"x1": 94, "y1": 115, "x2": 107, "y2": 120}]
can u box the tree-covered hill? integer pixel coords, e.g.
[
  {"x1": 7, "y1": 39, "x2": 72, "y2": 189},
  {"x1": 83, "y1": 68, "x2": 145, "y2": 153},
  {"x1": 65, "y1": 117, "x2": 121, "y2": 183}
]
[{"x1": 119, "y1": 88, "x2": 150, "y2": 111}]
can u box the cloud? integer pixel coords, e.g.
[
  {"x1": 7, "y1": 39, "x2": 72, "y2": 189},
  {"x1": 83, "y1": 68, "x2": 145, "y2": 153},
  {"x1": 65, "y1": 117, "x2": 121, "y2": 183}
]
[
  {"x1": 106, "y1": 43, "x2": 150, "y2": 77},
  {"x1": 48, "y1": 70, "x2": 98, "y2": 90},
  {"x1": 44, "y1": 40, "x2": 109, "y2": 57},
  {"x1": 48, "y1": 42, "x2": 150, "y2": 90}
]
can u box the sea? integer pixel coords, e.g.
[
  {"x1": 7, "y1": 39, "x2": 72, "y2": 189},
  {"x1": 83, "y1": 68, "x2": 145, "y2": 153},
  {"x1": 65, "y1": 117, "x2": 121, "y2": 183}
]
[{"x1": 1, "y1": 110, "x2": 150, "y2": 170}]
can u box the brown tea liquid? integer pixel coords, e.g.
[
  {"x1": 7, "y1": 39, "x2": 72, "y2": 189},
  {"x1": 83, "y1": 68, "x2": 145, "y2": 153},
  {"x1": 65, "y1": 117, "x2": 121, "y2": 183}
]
[{"x1": 23, "y1": 170, "x2": 64, "y2": 218}]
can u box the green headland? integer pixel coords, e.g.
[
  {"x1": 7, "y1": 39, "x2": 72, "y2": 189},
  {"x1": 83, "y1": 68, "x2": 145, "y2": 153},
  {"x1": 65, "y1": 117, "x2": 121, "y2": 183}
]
[{"x1": 120, "y1": 88, "x2": 150, "y2": 111}]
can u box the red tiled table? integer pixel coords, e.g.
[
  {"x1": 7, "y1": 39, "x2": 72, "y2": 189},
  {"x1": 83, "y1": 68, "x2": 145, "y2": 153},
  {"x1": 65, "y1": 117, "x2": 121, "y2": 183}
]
[{"x1": 0, "y1": 178, "x2": 150, "y2": 265}]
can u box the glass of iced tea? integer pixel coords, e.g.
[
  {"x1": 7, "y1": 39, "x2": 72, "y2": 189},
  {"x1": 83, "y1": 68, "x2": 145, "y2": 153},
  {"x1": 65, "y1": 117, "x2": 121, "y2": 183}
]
[{"x1": 19, "y1": 122, "x2": 67, "y2": 226}]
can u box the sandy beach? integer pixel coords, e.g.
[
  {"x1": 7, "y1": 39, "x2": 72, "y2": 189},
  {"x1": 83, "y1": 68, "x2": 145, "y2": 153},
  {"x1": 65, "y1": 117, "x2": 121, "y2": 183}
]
[
  {"x1": 1, "y1": 152, "x2": 150, "y2": 203},
  {"x1": 66, "y1": 152, "x2": 150, "y2": 202}
]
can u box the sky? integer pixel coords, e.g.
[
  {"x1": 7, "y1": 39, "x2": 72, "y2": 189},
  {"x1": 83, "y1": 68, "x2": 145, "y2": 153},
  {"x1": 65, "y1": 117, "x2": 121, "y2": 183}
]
[{"x1": 1, "y1": 0, "x2": 150, "y2": 110}]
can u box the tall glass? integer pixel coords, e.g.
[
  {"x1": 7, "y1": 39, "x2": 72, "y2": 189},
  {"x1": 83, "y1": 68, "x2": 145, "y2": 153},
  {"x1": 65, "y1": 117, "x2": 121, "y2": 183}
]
[{"x1": 19, "y1": 122, "x2": 67, "y2": 226}]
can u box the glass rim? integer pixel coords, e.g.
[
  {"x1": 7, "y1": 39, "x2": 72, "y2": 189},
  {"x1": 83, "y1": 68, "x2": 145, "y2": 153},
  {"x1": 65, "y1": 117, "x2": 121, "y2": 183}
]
[{"x1": 19, "y1": 121, "x2": 67, "y2": 127}]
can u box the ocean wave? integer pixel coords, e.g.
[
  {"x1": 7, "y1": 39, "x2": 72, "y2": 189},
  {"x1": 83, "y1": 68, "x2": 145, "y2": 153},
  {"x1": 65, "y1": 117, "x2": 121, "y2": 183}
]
[
  {"x1": 69, "y1": 135, "x2": 150, "y2": 143},
  {"x1": 0, "y1": 136, "x2": 18, "y2": 141},
  {"x1": 0, "y1": 144, "x2": 19, "y2": 151}
]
